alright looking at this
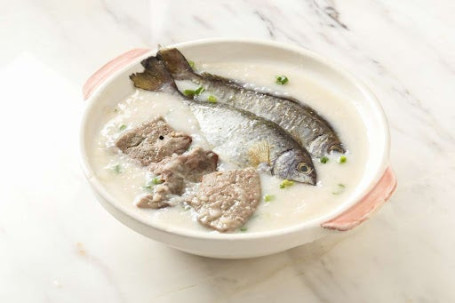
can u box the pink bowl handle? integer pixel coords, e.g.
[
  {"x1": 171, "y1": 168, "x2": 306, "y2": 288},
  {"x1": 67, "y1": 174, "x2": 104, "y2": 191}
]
[
  {"x1": 322, "y1": 167, "x2": 397, "y2": 231},
  {"x1": 83, "y1": 48, "x2": 151, "y2": 100}
]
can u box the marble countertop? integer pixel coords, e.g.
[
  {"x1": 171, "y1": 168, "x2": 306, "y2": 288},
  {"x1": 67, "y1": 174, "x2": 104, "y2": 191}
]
[{"x1": 1, "y1": 0, "x2": 454, "y2": 301}]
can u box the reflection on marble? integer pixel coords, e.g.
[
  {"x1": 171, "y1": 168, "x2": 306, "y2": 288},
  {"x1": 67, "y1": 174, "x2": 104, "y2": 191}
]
[{"x1": 0, "y1": 0, "x2": 454, "y2": 302}]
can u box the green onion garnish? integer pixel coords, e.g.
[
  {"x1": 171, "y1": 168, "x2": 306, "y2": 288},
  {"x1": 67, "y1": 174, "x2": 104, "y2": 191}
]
[
  {"x1": 112, "y1": 164, "x2": 122, "y2": 174},
  {"x1": 280, "y1": 179, "x2": 294, "y2": 189},
  {"x1": 264, "y1": 194, "x2": 275, "y2": 202},
  {"x1": 183, "y1": 86, "x2": 205, "y2": 98},
  {"x1": 183, "y1": 89, "x2": 195, "y2": 97},
  {"x1": 320, "y1": 156, "x2": 329, "y2": 164},
  {"x1": 240, "y1": 227, "x2": 247, "y2": 232},
  {"x1": 332, "y1": 183, "x2": 346, "y2": 195},
  {"x1": 188, "y1": 60, "x2": 195, "y2": 69},
  {"x1": 143, "y1": 177, "x2": 163, "y2": 191},
  {"x1": 338, "y1": 155, "x2": 347, "y2": 164},
  {"x1": 151, "y1": 177, "x2": 163, "y2": 185},
  {"x1": 119, "y1": 124, "x2": 127, "y2": 131},
  {"x1": 194, "y1": 86, "x2": 205, "y2": 95},
  {"x1": 208, "y1": 95, "x2": 217, "y2": 103},
  {"x1": 275, "y1": 75, "x2": 289, "y2": 85}
]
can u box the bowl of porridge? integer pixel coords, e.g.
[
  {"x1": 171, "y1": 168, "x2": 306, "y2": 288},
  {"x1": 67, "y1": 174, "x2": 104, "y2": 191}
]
[{"x1": 80, "y1": 39, "x2": 396, "y2": 258}]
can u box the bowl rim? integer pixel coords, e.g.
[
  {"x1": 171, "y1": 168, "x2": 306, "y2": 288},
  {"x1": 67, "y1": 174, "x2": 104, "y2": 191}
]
[{"x1": 80, "y1": 38, "x2": 390, "y2": 240}]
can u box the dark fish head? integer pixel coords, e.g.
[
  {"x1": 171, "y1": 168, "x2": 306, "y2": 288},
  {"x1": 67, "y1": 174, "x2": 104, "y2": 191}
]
[
  {"x1": 310, "y1": 134, "x2": 345, "y2": 157},
  {"x1": 157, "y1": 48, "x2": 195, "y2": 80},
  {"x1": 130, "y1": 56, "x2": 176, "y2": 92},
  {"x1": 272, "y1": 149, "x2": 316, "y2": 185}
]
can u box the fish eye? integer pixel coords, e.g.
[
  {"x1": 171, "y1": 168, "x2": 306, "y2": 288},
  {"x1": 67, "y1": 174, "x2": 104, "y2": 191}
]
[{"x1": 297, "y1": 162, "x2": 312, "y2": 174}]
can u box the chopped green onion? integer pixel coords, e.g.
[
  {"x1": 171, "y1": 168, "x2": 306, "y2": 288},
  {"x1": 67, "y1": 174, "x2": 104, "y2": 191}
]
[
  {"x1": 112, "y1": 164, "x2": 122, "y2": 174},
  {"x1": 240, "y1": 227, "x2": 248, "y2": 232},
  {"x1": 194, "y1": 86, "x2": 205, "y2": 95},
  {"x1": 183, "y1": 86, "x2": 205, "y2": 97},
  {"x1": 188, "y1": 60, "x2": 195, "y2": 69},
  {"x1": 264, "y1": 194, "x2": 275, "y2": 202},
  {"x1": 143, "y1": 177, "x2": 163, "y2": 191},
  {"x1": 320, "y1": 156, "x2": 329, "y2": 164},
  {"x1": 183, "y1": 89, "x2": 195, "y2": 97},
  {"x1": 208, "y1": 95, "x2": 217, "y2": 103},
  {"x1": 119, "y1": 124, "x2": 127, "y2": 131},
  {"x1": 275, "y1": 75, "x2": 289, "y2": 85},
  {"x1": 151, "y1": 177, "x2": 163, "y2": 185},
  {"x1": 332, "y1": 183, "x2": 346, "y2": 195},
  {"x1": 338, "y1": 155, "x2": 347, "y2": 164},
  {"x1": 280, "y1": 179, "x2": 294, "y2": 189}
]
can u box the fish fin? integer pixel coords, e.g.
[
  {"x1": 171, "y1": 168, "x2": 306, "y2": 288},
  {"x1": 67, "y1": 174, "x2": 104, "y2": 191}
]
[
  {"x1": 157, "y1": 48, "x2": 196, "y2": 80},
  {"x1": 130, "y1": 57, "x2": 175, "y2": 91},
  {"x1": 248, "y1": 141, "x2": 271, "y2": 167}
]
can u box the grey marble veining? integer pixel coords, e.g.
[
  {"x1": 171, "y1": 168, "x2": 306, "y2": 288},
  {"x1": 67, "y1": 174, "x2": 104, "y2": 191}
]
[{"x1": 0, "y1": 0, "x2": 454, "y2": 302}]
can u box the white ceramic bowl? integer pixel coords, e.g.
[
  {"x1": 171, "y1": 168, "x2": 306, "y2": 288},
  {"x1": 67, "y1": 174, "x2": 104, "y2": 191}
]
[{"x1": 80, "y1": 39, "x2": 397, "y2": 259}]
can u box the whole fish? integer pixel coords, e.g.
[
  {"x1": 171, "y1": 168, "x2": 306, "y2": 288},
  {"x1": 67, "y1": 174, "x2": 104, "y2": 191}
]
[
  {"x1": 157, "y1": 48, "x2": 345, "y2": 158},
  {"x1": 131, "y1": 57, "x2": 317, "y2": 185}
]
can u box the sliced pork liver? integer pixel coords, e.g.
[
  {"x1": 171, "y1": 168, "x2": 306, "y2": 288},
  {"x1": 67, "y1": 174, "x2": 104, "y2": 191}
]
[
  {"x1": 137, "y1": 147, "x2": 218, "y2": 209},
  {"x1": 188, "y1": 167, "x2": 261, "y2": 232},
  {"x1": 116, "y1": 117, "x2": 191, "y2": 166}
]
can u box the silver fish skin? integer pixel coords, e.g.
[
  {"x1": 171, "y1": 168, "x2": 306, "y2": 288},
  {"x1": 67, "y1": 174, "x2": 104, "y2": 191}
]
[
  {"x1": 130, "y1": 57, "x2": 317, "y2": 185},
  {"x1": 184, "y1": 101, "x2": 316, "y2": 185},
  {"x1": 156, "y1": 48, "x2": 345, "y2": 158}
]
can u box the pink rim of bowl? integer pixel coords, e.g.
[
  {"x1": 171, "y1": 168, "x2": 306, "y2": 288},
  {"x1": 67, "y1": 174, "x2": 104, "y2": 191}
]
[{"x1": 80, "y1": 40, "x2": 397, "y2": 257}]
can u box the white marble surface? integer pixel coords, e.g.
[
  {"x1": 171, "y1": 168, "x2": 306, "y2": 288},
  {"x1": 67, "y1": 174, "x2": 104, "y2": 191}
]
[{"x1": 1, "y1": 0, "x2": 454, "y2": 301}]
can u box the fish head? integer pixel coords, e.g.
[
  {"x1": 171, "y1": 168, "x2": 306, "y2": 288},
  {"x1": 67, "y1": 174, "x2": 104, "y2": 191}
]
[
  {"x1": 157, "y1": 48, "x2": 195, "y2": 80},
  {"x1": 310, "y1": 134, "x2": 345, "y2": 157},
  {"x1": 272, "y1": 149, "x2": 316, "y2": 185},
  {"x1": 130, "y1": 56, "x2": 177, "y2": 92}
]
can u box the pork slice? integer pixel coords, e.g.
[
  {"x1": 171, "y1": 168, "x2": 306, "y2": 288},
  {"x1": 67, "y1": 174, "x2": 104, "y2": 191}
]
[
  {"x1": 188, "y1": 167, "x2": 261, "y2": 232},
  {"x1": 149, "y1": 147, "x2": 219, "y2": 184},
  {"x1": 136, "y1": 185, "x2": 171, "y2": 209},
  {"x1": 116, "y1": 117, "x2": 192, "y2": 166},
  {"x1": 136, "y1": 147, "x2": 218, "y2": 209}
]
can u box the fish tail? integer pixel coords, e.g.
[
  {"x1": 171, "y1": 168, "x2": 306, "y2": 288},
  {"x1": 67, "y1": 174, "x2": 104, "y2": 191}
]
[
  {"x1": 129, "y1": 57, "x2": 176, "y2": 91},
  {"x1": 157, "y1": 48, "x2": 197, "y2": 80}
]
